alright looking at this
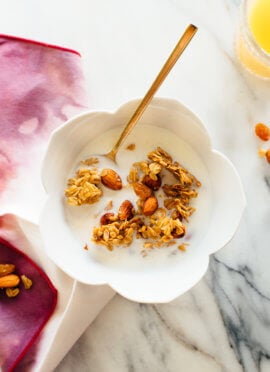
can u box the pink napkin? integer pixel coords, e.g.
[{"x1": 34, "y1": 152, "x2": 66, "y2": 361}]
[
  {"x1": 0, "y1": 233, "x2": 57, "y2": 372},
  {"x1": 0, "y1": 35, "x2": 87, "y2": 220},
  {"x1": 0, "y1": 35, "x2": 115, "y2": 372}
]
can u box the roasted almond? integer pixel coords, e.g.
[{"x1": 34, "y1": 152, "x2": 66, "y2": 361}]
[
  {"x1": 100, "y1": 212, "x2": 116, "y2": 225},
  {"x1": 0, "y1": 264, "x2": 15, "y2": 277},
  {"x1": 142, "y1": 196, "x2": 158, "y2": 216},
  {"x1": 0, "y1": 274, "x2": 20, "y2": 288},
  {"x1": 132, "y1": 182, "x2": 152, "y2": 200},
  {"x1": 142, "y1": 174, "x2": 162, "y2": 191},
  {"x1": 255, "y1": 123, "x2": 270, "y2": 141},
  {"x1": 101, "y1": 169, "x2": 122, "y2": 190},
  {"x1": 118, "y1": 200, "x2": 134, "y2": 221}
]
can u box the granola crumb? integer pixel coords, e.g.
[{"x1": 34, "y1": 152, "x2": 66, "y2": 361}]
[
  {"x1": 257, "y1": 147, "x2": 270, "y2": 164},
  {"x1": 83, "y1": 244, "x2": 89, "y2": 250},
  {"x1": 258, "y1": 148, "x2": 266, "y2": 157},
  {"x1": 6, "y1": 287, "x2": 20, "y2": 298},
  {"x1": 127, "y1": 166, "x2": 139, "y2": 183},
  {"x1": 21, "y1": 275, "x2": 33, "y2": 290},
  {"x1": 105, "y1": 200, "x2": 113, "y2": 210},
  {"x1": 178, "y1": 243, "x2": 189, "y2": 251},
  {"x1": 143, "y1": 242, "x2": 154, "y2": 249},
  {"x1": 126, "y1": 143, "x2": 136, "y2": 151},
  {"x1": 80, "y1": 157, "x2": 99, "y2": 166}
]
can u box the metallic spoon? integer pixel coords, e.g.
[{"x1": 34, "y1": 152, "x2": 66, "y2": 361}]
[{"x1": 106, "y1": 24, "x2": 198, "y2": 162}]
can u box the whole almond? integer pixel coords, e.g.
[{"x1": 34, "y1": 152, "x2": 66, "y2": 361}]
[
  {"x1": 142, "y1": 174, "x2": 162, "y2": 191},
  {"x1": 132, "y1": 182, "x2": 152, "y2": 200},
  {"x1": 118, "y1": 200, "x2": 134, "y2": 221},
  {"x1": 142, "y1": 196, "x2": 158, "y2": 216},
  {"x1": 0, "y1": 264, "x2": 15, "y2": 277},
  {"x1": 101, "y1": 169, "x2": 122, "y2": 190},
  {"x1": 100, "y1": 212, "x2": 115, "y2": 225},
  {"x1": 0, "y1": 274, "x2": 20, "y2": 288}
]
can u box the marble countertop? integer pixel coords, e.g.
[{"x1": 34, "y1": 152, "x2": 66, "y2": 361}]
[{"x1": 1, "y1": 0, "x2": 270, "y2": 371}]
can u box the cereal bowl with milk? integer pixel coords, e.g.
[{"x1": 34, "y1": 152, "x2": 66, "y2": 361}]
[{"x1": 40, "y1": 98, "x2": 246, "y2": 303}]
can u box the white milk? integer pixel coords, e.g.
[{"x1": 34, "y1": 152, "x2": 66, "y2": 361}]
[{"x1": 64, "y1": 124, "x2": 212, "y2": 272}]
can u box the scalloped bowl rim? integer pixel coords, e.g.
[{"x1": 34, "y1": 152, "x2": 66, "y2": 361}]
[{"x1": 39, "y1": 97, "x2": 246, "y2": 303}]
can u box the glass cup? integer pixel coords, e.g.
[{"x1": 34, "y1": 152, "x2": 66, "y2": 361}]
[{"x1": 235, "y1": 0, "x2": 270, "y2": 79}]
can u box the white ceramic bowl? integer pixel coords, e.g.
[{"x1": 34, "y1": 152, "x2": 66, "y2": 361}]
[{"x1": 40, "y1": 98, "x2": 246, "y2": 303}]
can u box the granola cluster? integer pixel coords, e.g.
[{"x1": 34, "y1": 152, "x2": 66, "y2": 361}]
[
  {"x1": 65, "y1": 162, "x2": 102, "y2": 206},
  {"x1": 90, "y1": 147, "x2": 201, "y2": 251},
  {"x1": 65, "y1": 148, "x2": 200, "y2": 252},
  {"x1": 93, "y1": 216, "x2": 142, "y2": 251},
  {"x1": 92, "y1": 209, "x2": 186, "y2": 251}
]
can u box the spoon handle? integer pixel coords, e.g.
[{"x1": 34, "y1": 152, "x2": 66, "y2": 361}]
[{"x1": 106, "y1": 24, "x2": 198, "y2": 161}]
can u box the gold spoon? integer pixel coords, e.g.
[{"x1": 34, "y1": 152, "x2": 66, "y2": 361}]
[{"x1": 106, "y1": 24, "x2": 198, "y2": 162}]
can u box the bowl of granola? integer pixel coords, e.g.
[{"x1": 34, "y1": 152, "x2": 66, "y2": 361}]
[{"x1": 40, "y1": 98, "x2": 246, "y2": 303}]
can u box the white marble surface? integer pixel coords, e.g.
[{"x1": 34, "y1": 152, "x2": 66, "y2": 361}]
[{"x1": 1, "y1": 0, "x2": 270, "y2": 371}]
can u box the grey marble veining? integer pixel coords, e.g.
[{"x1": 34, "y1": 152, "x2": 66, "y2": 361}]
[
  {"x1": 56, "y1": 280, "x2": 243, "y2": 372},
  {"x1": 208, "y1": 257, "x2": 270, "y2": 371}
]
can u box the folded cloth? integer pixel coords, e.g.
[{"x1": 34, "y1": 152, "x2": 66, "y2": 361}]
[
  {"x1": 0, "y1": 35, "x2": 115, "y2": 372},
  {"x1": 0, "y1": 215, "x2": 114, "y2": 372}
]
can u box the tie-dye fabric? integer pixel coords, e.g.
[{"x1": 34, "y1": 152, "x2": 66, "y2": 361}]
[
  {"x1": 0, "y1": 35, "x2": 88, "y2": 372},
  {"x1": 0, "y1": 35, "x2": 88, "y2": 219}
]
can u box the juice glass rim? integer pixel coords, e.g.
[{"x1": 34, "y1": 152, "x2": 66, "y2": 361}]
[{"x1": 241, "y1": 0, "x2": 270, "y2": 67}]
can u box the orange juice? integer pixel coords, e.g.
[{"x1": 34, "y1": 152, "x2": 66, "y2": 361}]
[
  {"x1": 235, "y1": 0, "x2": 270, "y2": 78},
  {"x1": 249, "y1": 0, "x2": 270, "y2": 54}
]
